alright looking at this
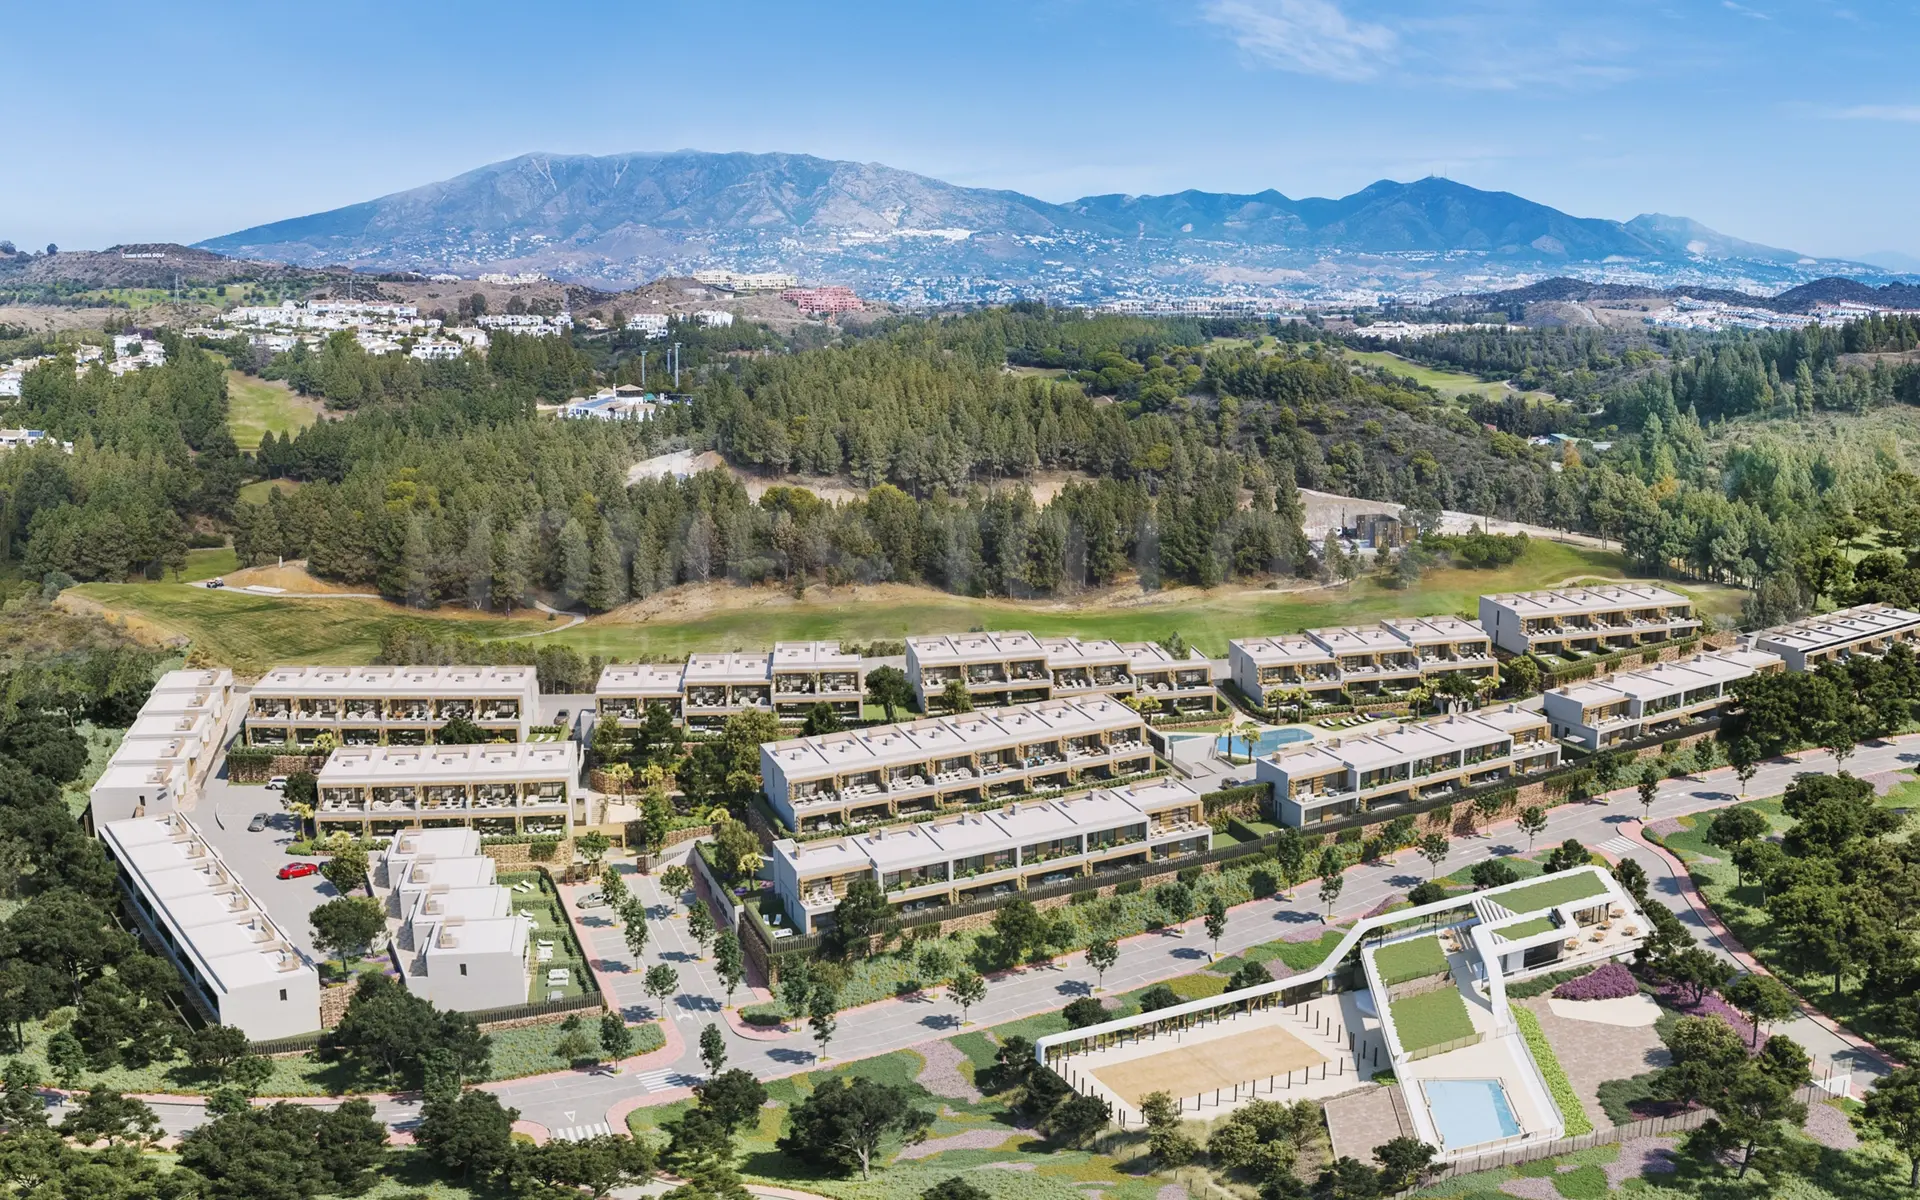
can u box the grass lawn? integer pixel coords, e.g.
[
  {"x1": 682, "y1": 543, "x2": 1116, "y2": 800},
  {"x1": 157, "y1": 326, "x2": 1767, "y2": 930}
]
[
  {"x1": 1341, "y1": 350, "x2": 1518, "y2": 402},
  {"x1": 238, "y1": 477, "x2": 302, "y2": 505},
  {"x1": 1489, "y1": 872, "x2": 1610, "y2": 916},
  {"x1": 64, "y1": 585, "x2": 549, "y2": 674},
  {"x1": 1389, "y1": 987, "x2": 1475, "y2": 1054},
  {"x1": 1374, "y1": 934, "x2": 1449, "y2": 986},
  {"x1": 1655, "y1": 801, "x2": 1920, "y2": 1062},
  {"x1": 75, "y1": 537, "x2": 1701, "y2": 673},
  {"x1": 179, "y1": 545, "x2": 238, "y2": 581},
  {"x1": 226, "y1": 370, "x2": 320, "y2": 451},
  {"x1": 499, "y1": 872, "x2": 593, "y2": 1003},
  {"x1": 1494, "y1": 915, "x2": 1558, "y2": 941}
]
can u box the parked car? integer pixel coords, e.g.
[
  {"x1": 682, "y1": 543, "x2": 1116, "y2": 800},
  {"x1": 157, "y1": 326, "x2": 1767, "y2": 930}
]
[
  {"x1": 555, "y1": 708, "x2": 570, "y2": 722},
  {"x1": 277, "y1": 861, "x2": 319, "y2": 881},
  {"x1": 205, "y1": 578, "x2": 225, "y2": 589},
  {"x1": 576, "y1": 891, "x2": 607, "y2": 909},
  {"x1": 265, "y1": 776, "x2": 287, "y2": 791},
  {"x1": 247, "y1": 813, "x2": 271, "y2": 832}
]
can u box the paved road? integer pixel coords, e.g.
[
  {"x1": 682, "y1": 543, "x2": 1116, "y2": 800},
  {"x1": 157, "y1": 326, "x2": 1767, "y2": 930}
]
[{"x1": 484, "y1": 736, "x2": 1916, "y2": 1133}]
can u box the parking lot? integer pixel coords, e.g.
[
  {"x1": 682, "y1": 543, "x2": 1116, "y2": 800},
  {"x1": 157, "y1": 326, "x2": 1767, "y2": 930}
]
[{"x1": 193, "y1": 772, "x2": 346, "y2": 961}]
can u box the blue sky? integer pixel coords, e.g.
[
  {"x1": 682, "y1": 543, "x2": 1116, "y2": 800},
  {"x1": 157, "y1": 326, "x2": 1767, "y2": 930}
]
[{"x1": 5, "y1": 0, "x2": 1919, "y2": 262}]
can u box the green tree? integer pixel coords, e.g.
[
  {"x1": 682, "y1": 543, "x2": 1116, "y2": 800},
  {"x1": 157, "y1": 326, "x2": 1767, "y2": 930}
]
[
  {"x1": 0, "y1": 1058, "x2": 48, "y2": 1130},
  {"x1": 1204, "y1": 894, "x2": 1229, "y2": 959},
  {"x1": 700, "y1": 1022, "x2": 728, "y2": 1076},
  {"x1": 318, "y1": 842, "x2": 368, "y2": 897},
  {"x1": 1416, "y1": 833, "x2": 1449, "y2": 878},
  {"x1": 949, "y1": 968, "x2": 986, "y2": 1025},
  {"x1": 989, "y1": 897, "x2": 1047, "y2": 964},
  {"x1": 644, "y1": 964, "x2": 681, "y2": 1015},
  {"x1": 1543, "y1": 838, "x2": 1589, "y2": 873},
  {"x1": 809, "y1": 987, "x2": 840, "y2": 1059},
  {"x1": 435, "y1": 715, "x2": 489, "y2": 745},
  {"x1": 600, "y1": 865, "x2": 630, "y2": 912},
  {"x1": 714, "y1": 930, "x2": 745, "y2": 1006},
  {"x1": 1155, "y1": 881, "x2": 1196, "y2": 930},
  {"x1": 1706, "y1": 807, "x2": 1770, "y2": 885},
  {"x1": 694, "y1": 1068, "x2": 768, "y2": 1134},
  {"x1": 776, "y1": 1075, "x2": 934, "y2": 1179},
  {"x1": 1863, "y1": 1067, "x2": 1920, "y2": 1189},
  {"x1": 576, "y1": 831, "x2": 612, "y2": 876},
  {"x1": 601, "y1": 1011, "x2": 636, "y2": 1068},
  {"x1": 687, "y1": 899, "x2": 716, "y2": 958},
  {"x1": 1637, "y1": 773, "x2": 1660, "y2": 822},
  {"x1": 1517, "y1": 806, "x2": 1548, "y2": 849},
  {"x1": 185, "y1": 1024, "x2": 252, "y2": 1079},
  {"x1": 1728, "y1": 736, "x2": 1761, "y2": 795},
  {"x1": 925, "y1": 1176, "x2": 992, "y2": 1200},
  {"x1": 1085, "y1": 937, "x2": 1118, "y2": 991},
  {"x1": 45, "y1": 1031, "x2": 86, "y2": 1087},
  {"x1": 623, "y1": 908, "x2": 651, "y2": 962},
  {"x1": 940, "y1": 678, "x2": 973, "y2": 714},
  {"x1": 865, "y1": 665, "x2": 913, "y2": 722},
  {"x1": 1139, "y1": 1090, "x2": 1196, "y2": 1165},
  {"x1": 801, "y1": 702, "x2": 844, "y2": 736},
  {"x1": 58, "y1": 1089, "x2": 159, "y2": 1146},
  {"x1": 415, "y1": 1087, "x2": 519, "y2": 1186},
  {"x1": 915, "y1": 942, "x2": 953, "y2": 993},
  {"x1": 1725, "y1": 974, "x2": 1798, "y2": 1048},
  {"x1": 308, "y1": 896, "x2": 384, "y2": 975},
  {"x1": 1373, "y1": 1137, "x2": 1437, "y2": 1192},
  {"x1": 831, "y1": 879, "x2": 895, "y2": 957},
  {"x1": 1272, "y1": 827, "x2": 1309, "y2": 899},
  {"x1": 661, "y1": 863, "x2": 693, "y2": 899}
]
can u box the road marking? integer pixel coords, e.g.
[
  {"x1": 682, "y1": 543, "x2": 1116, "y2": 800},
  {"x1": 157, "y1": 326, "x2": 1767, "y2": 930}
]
[
  {"x1": 634, "y1": 1068, "x2": 707, "y2": 1092},
  {"x1": 553, "y1": 1121, "x2": 611, "y2": 1141},
  {"x1": 1599, "y1": 836, "x2": 1641, "y2": 856},
  {"x1": 563, "y1": 1110, "x2": 575, "y2": 1123}
]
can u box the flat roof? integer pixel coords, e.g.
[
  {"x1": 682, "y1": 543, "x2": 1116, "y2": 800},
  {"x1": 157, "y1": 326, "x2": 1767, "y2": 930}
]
[
  {"x1": 1037, "y1": 636, "x2": 1130, "y2": 666},
  {"x1": 1548, "y1": 649, "x2": 1781, "y2": 708},
  {"x1": 424, "y1": 916, "x2": 527, "y2": 956},
  {"x1": 151, "y1": 668, "x2": 233, "y2": 694},
  {"x1": 684, "y1": 652, "x2": 772, "y2": 685},
  {"x1": 765, "y1": 695, "x2": 1145, "y2": 777},
  {"x1": 252, "y1": 664, "x2": 537, "y2": 698},
  {"x1": 139, "y1": 691, "x2": 224, "y2": 715},
  {"x1": 390, "y1": 827, "x2": 481, "y2": 858},
  {"x1": 905, "y1": 631, "x2": 1047, "y2": 664},
  {"x1": 411, "y1": 886, "x2": 512, "y2": 922},
  {"x1": 1380, "y1": 616, "x2": 1487, "y2": 645},
  {"x1": 597, "y1": 662, "x2": 686, "y2": 694},
  {"x1": 318, "y1": 742, "x2": 578, "y2": 785},
  {"x1": 1754, "y1": 604, "x2": 1920, "y2": 654},
  {"x1": 1229, "y1": 635, "x2": 1336, "y2": 666},
  {"x1": 94, "y1": 760, "x2": 187, "y2": 790},
  {"x1": 770, "y1": 641, "x2": 860, "y2": 670},
  {"x1": 1118, "y1": 641, "x2": 1211, "y2": 669},
  {"x1": 1310, "y1": 626, "x2": 1408, "y2": 655},
  {"x1": 1267, "y1": 709, "x2": 1539, "y2": 775},
  {"x1": 127, "y1": 711, "x2": 214, "y2": 738},
  {"x1": 398, "y1": 856, "x2": 496, "y2": 890},
  {"x1": 1482, "y1": 584, "x2": 1692, "y2": 616}
]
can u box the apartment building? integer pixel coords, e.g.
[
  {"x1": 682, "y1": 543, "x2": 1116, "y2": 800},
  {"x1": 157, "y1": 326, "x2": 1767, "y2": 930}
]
[
  {"x1": 1307, "y1": 626, "x2": 1424, "y2": 696},
  {"x1": 1121, "y1": 641, "x2": 1221, "y2": 715},
  {"x1": 1478, "y1": 586, "x2": 1699, "y2": 657},
  {"x1": 596, "y1": 662, "x2": 687, "y2": 723},
  {"x1": 595, "y1": 643, "x2": 865, "y2": 730},
  {"x1": 1543, "y1": 649, "x2": 1783, "y2": 752},
  {"x1": 101, "y1": 814, "x2": 320, "y2": 1040},
  {"x1": 1750, "y1": 603, "x2": 1920, "y2": 673},
  {"x1": 244, "y1": 665, "x2": 538, "y2": 747},
  {"x1": 770, "y1": 641, "x2": 865, "y2": 721},
  {"x1": 1257, "y1": 707, "x2": 1559, "y2": 827},
  {"x1": 1037, "y1": 636, "x2": 1136, "y2": 702},
  {"x1": 769, "y1": 779, "x2": 1210, "y2": 934},
  {"x1": 89, "y1": 669, "x2": 237, "y2": 826},
  {"x1": 315, "y1": 742, "x2": 580, "y2": 837},
  {"x1": 380, "y1": 828, "x2": 530, "y2": 1012},
  {"x1": 906, "y1": 632, "x2": 1052, "y2": 711},
  {"x1": 682, "y1": 652, "x2": 774, "y2": 729},
  {"x1": 1377, "y1": 617, "x2": 1497, "y2": 685},
  {"x1": 1229, "y1": 635, "x2": 1344, "y2": 707},
  {"x1": 760, "y1": 696, "x2": 1154, "y2": 833}
]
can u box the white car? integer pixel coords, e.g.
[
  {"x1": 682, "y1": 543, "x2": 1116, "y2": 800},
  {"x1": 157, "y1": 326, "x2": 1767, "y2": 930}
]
[{"x1": 265, "y1": 776, "x2": 288, "y2": 791}]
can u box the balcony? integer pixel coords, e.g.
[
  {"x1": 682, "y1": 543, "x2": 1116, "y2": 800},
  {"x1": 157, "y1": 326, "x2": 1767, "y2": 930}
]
[
  {"x1": 478, "y1": 704, "x2": 520, "y2": 721},
  {"x1": 251, "y1": 704, "x2": 292, "y2": 720}
]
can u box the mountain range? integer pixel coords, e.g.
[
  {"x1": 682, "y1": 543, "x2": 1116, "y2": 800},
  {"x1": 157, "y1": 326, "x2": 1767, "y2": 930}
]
[{"x1": 197, "y1": 149, "x2": 1896, "y2": 303}]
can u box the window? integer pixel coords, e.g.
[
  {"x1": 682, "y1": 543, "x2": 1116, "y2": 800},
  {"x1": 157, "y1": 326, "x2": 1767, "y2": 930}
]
[
  {"x1": 459, "y1": 963, "x2": 468, "y2": 975},
  {"x1": 279, "y1": 989, "x2": 288, "y2": 1001}
]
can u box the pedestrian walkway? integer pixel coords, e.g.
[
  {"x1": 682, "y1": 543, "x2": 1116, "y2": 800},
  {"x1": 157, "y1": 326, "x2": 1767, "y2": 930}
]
[
  {"x1": 633, "y1": 1068, "x2": 707, "y2": 1092},
  {"x1": 552, "y1": 1120, "x2": 613, "y2": 1141},
  {"x1": 1597, "y1": 835, "x2": 1641, "y2": 857}
]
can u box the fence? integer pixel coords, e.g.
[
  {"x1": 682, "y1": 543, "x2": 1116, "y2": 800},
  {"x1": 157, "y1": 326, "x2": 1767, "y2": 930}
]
[
  {"x1": 246, "y1": 991, "x2": 605, "y2": 1057},
  {"x1": 1403, "y1": 1031, "x2": 1484, "y2": 1061}
]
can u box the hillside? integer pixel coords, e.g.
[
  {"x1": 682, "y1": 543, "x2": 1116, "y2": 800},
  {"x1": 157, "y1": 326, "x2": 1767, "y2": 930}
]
[{"x1": 1443, "y1": 275, "x2": 1920, "y2": 315}]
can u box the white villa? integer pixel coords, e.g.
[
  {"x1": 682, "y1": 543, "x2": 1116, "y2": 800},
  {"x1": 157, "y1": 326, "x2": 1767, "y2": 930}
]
[{"x1": 1542, "y1": 648, "x2": 1783, "y2": 752}]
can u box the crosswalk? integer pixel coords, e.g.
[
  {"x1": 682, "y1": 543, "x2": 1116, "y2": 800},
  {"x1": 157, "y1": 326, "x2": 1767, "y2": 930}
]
[
  {"x1": 634, "y1": 1068, "x2": 707, "y2": 1092},
  {"x1": 551, "y1": 1121, "x2": 611, "y2": 1141},
  {"x1": 1599, "y1": 836, "x2": 1641, "y2": 857}
]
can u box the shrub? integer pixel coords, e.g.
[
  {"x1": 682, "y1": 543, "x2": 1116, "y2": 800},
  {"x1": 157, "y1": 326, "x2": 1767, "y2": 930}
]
[
  {"x1": 1596, "y1": 1073, "x2": 1661, "y2": 1125},
  {"x1": 1552, "y1": 962, "x2": 1637, "y2": 1001},
  {"x1": 1115, "y1": 880, "x2": 1142, "y2": 896},
  {"x1": 1070, "y1": 891, "x2": 1098, "y2": 906},
  {"x1": 1249, "y1": 868, "x2": 1277, "y2": 899},
  {"x1": 1512, "y1": 1006, "x2": 1593, "y2": 1137},
  {"x1": 1176, "y1": 866, "x2": 1203, "y2": 884},
  {"x1": 741, "y1": 1004, "x2": 785, "y2": 1028}
]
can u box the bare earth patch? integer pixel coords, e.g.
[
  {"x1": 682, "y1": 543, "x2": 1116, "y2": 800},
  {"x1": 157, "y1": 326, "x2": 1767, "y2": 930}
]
[
  {"x1": 1498, "y1": 1179, "x2": 1558, "y2": 1200},
  {"x1": 897, "y1": 1129, "x2": 1019, "y2": 1160},
  {"x1": 1802, "y1": 1101, "x2": 1860, "y2": 1150},
  {"x1": 1606, "y1": 1136, "x2": 1680, "y2": 1186},
  {"x1": 1155, "y1": 1186, "x2": 1187, "y2": 1200},
  {"x1": 917, "y1": 1038, "x2": 986, "y2": 1103}
]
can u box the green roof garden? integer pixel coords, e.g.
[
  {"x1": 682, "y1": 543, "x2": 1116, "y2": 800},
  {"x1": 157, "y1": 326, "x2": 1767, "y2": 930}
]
[
  {"x1": 1493, "y1": 914, "x2": 1559, "y2": 941},
  {"x1": 1390, "y1": 987, "x2": 1476, "y2": 1053},
  {"x1": 1487, "y1": 871, "x2": 1609, "y2": 917},
  {"x1": 1374, "y1": 934, "x2": 1450, "y2": 986}
]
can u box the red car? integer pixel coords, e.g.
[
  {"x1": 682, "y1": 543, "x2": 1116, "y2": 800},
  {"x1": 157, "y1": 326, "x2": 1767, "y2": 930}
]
[{"x1": 278, "y1": 861, "x2": 320, "y2": 881}]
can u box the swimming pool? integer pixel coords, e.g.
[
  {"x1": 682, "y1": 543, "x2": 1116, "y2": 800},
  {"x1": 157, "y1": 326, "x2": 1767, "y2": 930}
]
[
  {"x1": 1421, "y1": 1078, "x2": 1521, "y2": 1149},
  {"x1": 1213, "y1": 727, "x2": 1315, "y2": 756}
]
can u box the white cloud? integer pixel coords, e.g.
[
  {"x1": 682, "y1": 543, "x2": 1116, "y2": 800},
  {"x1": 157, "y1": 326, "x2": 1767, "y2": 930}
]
[
  {"x1": 1837, "y1": 104, "x2": 1920, "y2": 122},
  {"x1": 1201, "y1": 0, "x2": 1397, "y2": 83},
  {"x1": 1721, "y1": 1, "x2": 1770, "y2": 19}
]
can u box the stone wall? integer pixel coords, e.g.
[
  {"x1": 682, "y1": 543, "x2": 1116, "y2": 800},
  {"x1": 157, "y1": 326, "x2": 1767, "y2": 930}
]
[
  {"x1": 319, "y1": 984, "x2": 355, "y2": 1030},
  {"x1": 480, "y1": 841, "x2": 570, "y2": 869},
  {"x1": 227, "y1": 753, "x2": 327, "y2": 783}
]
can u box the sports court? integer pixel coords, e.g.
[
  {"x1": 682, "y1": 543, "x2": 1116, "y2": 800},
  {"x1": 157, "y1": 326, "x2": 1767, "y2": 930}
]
[{"x1": 1091, "y1": 1024, "x2": 1328, "y2": 1106}]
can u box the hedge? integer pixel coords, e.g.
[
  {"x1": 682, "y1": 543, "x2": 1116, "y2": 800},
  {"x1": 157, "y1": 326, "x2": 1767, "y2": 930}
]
[{"x1": 1514, "y1": 1004, "x2": 1595, "y2": 1136}]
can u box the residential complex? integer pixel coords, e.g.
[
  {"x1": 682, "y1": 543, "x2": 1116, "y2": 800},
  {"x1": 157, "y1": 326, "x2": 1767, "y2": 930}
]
[
  {"x1": 243, "y1": 665, "x2": 539, "y2": 747},
  {"x1": 89, "y1": 668, "x2": 237, "y2": 826},
  {"x1": 1543, "y1": 648, "x2": 1783, "y2": 752},
  {"x1": 1256, "y1": 707, "x2": 1558, "y2": 827},
  {"x1": 760, "y1": 696, "x2": 1154, "y2": 832},
  {"x1": 906, "y1": 632, "x2": 1218, "y2": 714},
  {"x1": 1228, "y1": 619, "x2": 1494, "y2": 707},
  {"x1": 101, "y1": 813, "x2": 321, "y2": 1040},
  {"x1": 315, "y1": 742, "x2": 580, "y2": 836},
  {"x1": 1477, "y1": 585, "x2": 1698, "y2": 657},
  {"x1": 769, "y1": 778, "x2": 1210, "y2": 934},
  {"x1": 596, "y1": 643, "x2": 865, "y2": 732},
  {"x1": 1749, "y1": 603, "x2": 1920, "y2": 672},
  {"x1": 380, "y1": 828, "x2": 532, "y2": 1012}
]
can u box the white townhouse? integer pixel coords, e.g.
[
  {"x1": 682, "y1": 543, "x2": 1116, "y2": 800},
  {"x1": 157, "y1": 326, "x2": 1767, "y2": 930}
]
[
  {"x1": 1120, "y1": 641, "x2": 1221, "y2": 716},
  {"x1": 89, "y1": 669, "x2": 236, "y2": 826},
  {"x1": 760, "y1": 696, "x2": 1154, "y2": 832},
  {"x1": 1478, "y1": 585, "x2": 1699, "y2": 657},
  {"x1": 907, "y1": 631, "x2": 1221, "y2": 715},
  {"x1": 768, "y1": 779, "x2": 1210, "y2": 934},
  {"x1": 1257, "y1": 707, "x2": 1558, "y2": 827},
  {"x1": 244, "y1": 665, "x2": 538, "y2": 747},
  {"x1": 315, "y1": 742, "x2": 580, "y2": 837},
  {"x1": 1229, "y1": 620, "x2": 1494, "y2": 708},
  {"x1": 1750, "y1": 603, "x2": 1920, "y2": 673},
  {"x1": 1542, "y1": 648, "x2": 1783, "y2": 752},
  {"x1": 101, "y1": 814, "x2": 321, "y2": 1040},
  {"x1": 1229, "y1": 634, "x2": 1343, "y2": 707},
  {"x1": 380, "y1": 828, "x2": 531, "y2": 1012},
  {"x1": 905, "y1": 631, "x2": 1052, "y2": 711}
]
